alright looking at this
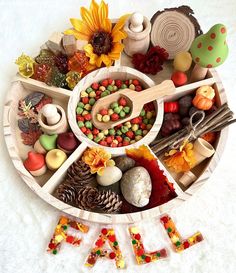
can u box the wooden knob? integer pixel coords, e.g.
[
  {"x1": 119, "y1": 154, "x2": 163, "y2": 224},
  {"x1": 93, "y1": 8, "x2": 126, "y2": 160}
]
[
  {"x1": 130, "y1": 12, "x2": 144, "y2": 33},
  {"x1": 42, "y1": 104, "x2": 61, "y2": 125}
]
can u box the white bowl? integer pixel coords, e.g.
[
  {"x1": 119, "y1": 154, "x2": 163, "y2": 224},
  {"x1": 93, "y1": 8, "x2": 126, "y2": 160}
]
[{"x1": 68, "y1": 66, "x2": 164, "y2": 155}]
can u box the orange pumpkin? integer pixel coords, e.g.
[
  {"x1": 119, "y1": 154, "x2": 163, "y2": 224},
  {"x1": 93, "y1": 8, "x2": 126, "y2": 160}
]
[{"x1": 192, "y1": 94, "x2": 213, "y2": 110}]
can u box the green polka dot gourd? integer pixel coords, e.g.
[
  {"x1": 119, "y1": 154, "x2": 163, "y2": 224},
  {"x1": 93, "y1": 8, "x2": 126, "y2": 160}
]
[{"x1": 190, "y1": 24, "x2": 228, "y2": 68}]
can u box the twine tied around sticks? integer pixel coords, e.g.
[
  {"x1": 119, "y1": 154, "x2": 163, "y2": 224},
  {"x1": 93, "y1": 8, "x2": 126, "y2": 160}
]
[{"x1": 170, "y1": 110, "x2": 205, "y2": 150}]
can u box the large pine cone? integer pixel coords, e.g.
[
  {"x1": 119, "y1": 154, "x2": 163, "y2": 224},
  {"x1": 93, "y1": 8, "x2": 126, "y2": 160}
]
[
  {"x1": 66, "y1": 159, "x2": 96, "y2": 188},
  {"x1": 96, "y1": 190, "x2": 122, "y2": 214},
  {"x1": 76, "y1": 187, "x2": 99, "y2": 211},
  {"x1": 56, "y1": 183, "x2": 77, "y2": 205}
]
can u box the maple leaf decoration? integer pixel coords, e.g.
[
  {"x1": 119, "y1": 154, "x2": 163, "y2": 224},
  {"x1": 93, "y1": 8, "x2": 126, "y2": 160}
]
[
  {"x1": 132, "y1": 46, "x2": 169, "y2": 75},
  {"x1": 21, "y1": 130, "x2": 42, "y2": 146},
  {"x1": 35, "y1": 96, "x2": 53, "y2": 112},
  {"x1": 18, "y1": 100, "x2": 38, "y2": 123}
]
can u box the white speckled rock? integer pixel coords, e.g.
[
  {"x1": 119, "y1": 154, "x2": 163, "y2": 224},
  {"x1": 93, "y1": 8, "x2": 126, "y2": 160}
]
[
  {"x1": 120, "y1": 166, "x2": 152, "y2": 207},
  {"x1": 96, "y1": 166, "x2": 122, "y2": 186}
]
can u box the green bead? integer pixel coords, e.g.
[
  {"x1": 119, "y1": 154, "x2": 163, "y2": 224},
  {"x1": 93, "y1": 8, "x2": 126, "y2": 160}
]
[
  {"x1": 107, "y1": 85, "x2": 113, "y2": 91},
  {"x1": 135, "y1": 129, "x2": 142, "y2": 136},
  {"x1": 124, "y1": 137, "x2": 130, "y2": 142},
  {"x1": 119, "y1": 110, "x2": 126, "y2": 118},
  {"x1": 116, "y1": 130, "x2": 122, "y2": 136},
  {"x1": 140, "y1": 109, "x2": 146, "y2": 116},
  {"x1": 76, "y1": 107, "x2": 83, "y2": 115},
  {"x1": 86, "y1": 87, "x2": 93, "y2": 93},
  {"x1": 89, "y1": 98, "x2": 96, "y2": 106},
  {"x1": 156, "y1": 252, "x2": 161, "y2": 257},
  {"x1": 121, "y1": 84, "x2": 127, "y2": 89},
  {"x1": 123, "y1": 106, "x2": 130, "y2": 114},
  {"x1": 77, "y1": 121, "x2": 84, "y2": 128},
  {"x1": 94, "y1": 136, "x2": 101, "y2": 143},
  {"x1": 143, "y1": 118, "x2": 149, "y2": 125},
  {"x1": 87, "y1": 133, "x2": 93, "y2": 140},
  {"x1": 101, "y1": 91, "x2": 108, "y2": 97},
  {"x1": 167, "y1": 227, "x2": 172, "y2": 233},
  {"x1": 96, "y1": 250, "x2": 101, "y2": 255},
  {"x1": 113, "y1": 86, "x2": 118, "y2": 91},
  {"x1": 113, "y1": 241, "x2": 118, "y2": 246},
  {"x1": 52, "y1": 249, "x2": 57, "y2": 255},
  {"x1": 175, "y1": 241, "x2": 181, "y2": 247},
  {"x1": 85, "y1": 121, "x2": 92, "y2": 129},
  {"x1": 114, "y1": 106, "x2": 121, "y2": 114},
  {"x1": 149, "y1": 118, "x2": 155, "y2": 124},
  {"x1": 62, "y1": 225, "x2": 67, "y2": 230},
  {"x1": 132, "y1": 240, "x2": 137, "y2": 245},
  {"x1": 141, "y1": 255, "x2": 146, "y2": 259},
  {"x1": 111, "y1": 102, "x2": 119, "y2": 109},
  {"x1": 109, "y1": 128, "x2": 115, "y2": 135},
  {"x1": 121, "y1": 126, "x2": 128, "y2": 134},
  {"x1": 77, "y1": 102, "x2": 84, "y2": 108}
]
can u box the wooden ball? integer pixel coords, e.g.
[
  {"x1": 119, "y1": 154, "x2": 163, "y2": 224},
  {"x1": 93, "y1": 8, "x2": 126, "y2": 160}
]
[
  {"x1": 173, "y1": 52, "x2": 192, "y2": 72},
  {"x1": 171, "y1": 71, "x2": 188, "y2": 87}
]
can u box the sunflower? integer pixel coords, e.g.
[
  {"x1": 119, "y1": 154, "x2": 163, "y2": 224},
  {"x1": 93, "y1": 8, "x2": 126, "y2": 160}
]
[{"x1": 64, "y1": 0, "x2": 129, "y2": 67}]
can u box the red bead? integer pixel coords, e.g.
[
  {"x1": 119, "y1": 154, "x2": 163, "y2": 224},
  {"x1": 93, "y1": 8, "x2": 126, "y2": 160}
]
[
  {"x1": 110, "y1": 142, "x2": 118, "y2": 147},
  {"x1": 115, "y1": 79, "x2": 122, "y2": 88},
  {"x1": 66, "y1": 236, "x2": 74, "y2": 243},
  {"x1": 108, "y1": 235, "x2": 116, "y2": 242},
  {"x1": 105, "y1": 136, "x2": 113, "y2": 144},
  {"x1": 101, "y1": 228, "x2": 108, "y2": 235},
  {"x1": 164, "y1": 101, "x2": 179, "y2": 113},
  {"x1": 109, "y1": 252, "x2": 116, "y2": 259},
  {"x1": 82, "y1": 97, "x2": 89, "y2": 104},
  {"x1": 48, "y1": 243, "x2": 55, "y2": 249},
  {"x1": 171, "y1": 71, "x2": 187, "y2": 87},
  {"x1": 118, "y1": 97, "x2": 127, "y2": 106},
  {"x1": 101, "y1": 79, "x2": 109, "y2": 87},
  {"x1": 96, "y1": 90, "x2": 102, "y2": 96},
  {"x1": 137, "y1": 248, "x2": 144, "y2": 256},
  {"x1": 76, "y1": 115, "x2": 84, "y2": 122},
  {"x1": 100, "y1": 109, "x2": 108, "y2": 116},
  {"x1": 91, "y1": 82, "x2": 99, "y2": 90},
  {"x1": 183, "y1": 241, "x2": 190, "y2": 249},
  {"x1": 124, "y1": 80, "x2": 129, "y2": 85},
  {"x1": 131, "y1": 117, "x2": 140, "y2": 124},
  {"x1": 95, "y1": 239, "x2": 104, "y2": 247},
  {"x1": 160, "y1": 249, "x2": 167, "y2": 257},
  {"x1": 84, "y1": 114, "x2": 92, "y2": 121},
  {"x1": 145, "y1": 256, "x2": 151, "y2": 263},
  {"x1": 92, "y1": 128, "x2": 99, "y2": 135},
  {"x1": 99, "y1": 140, "x2": 108, "y2": 146},
  {"x1": 80, "y1": 127, "x2": 87, "y2": 133},
  {"x1": 160, "y1": 216, "x2": 169, "y2": 223},
  {"x1": 108, "y1": 78, "x2": 113, "y2": 85},
  {"x1": 132, "y1": 79, "x2": 140, "y2": 86},
  {"x1": 135, "y1": 85, "x2": 142, "y2": 92},
  {"x1": 118, "y1": 143, "x2": 123, "y2": 147},
  {"x1": 111, "y1": 113, "x2": 119, "y2": 121},
  {"x1": 122, "y1": 140, "x2": 130, "y2": 146},
  {"x1": 134, "y1": 234, "x2": 141, "y2": 240},
  {"x1": 140, "y1": 123, "x2": 146, "y2": 130},
  {"x1": 87, "y1": 257, "x2": 96, "y2": 265},
  {"x1": 126, "y1": 131, "x2": 134, "y2": 139},
  {"x1": 116, "y1": 136, "x2": 122, "y2": 143}
]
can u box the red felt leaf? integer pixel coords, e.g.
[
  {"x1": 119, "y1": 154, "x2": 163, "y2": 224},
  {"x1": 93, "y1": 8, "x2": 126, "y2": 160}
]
[
  {"x1": 35, "y1": 96, "x2": 53, "y2": 112},
  {"x1": 21, "y1": 130, "x2": 42, "y2": 146}
]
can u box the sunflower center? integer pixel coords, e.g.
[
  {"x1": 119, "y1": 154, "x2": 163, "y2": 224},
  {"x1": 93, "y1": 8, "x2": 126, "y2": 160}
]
[{"x1": 90, "y1": 31, "x2": 112, "y2": 56}]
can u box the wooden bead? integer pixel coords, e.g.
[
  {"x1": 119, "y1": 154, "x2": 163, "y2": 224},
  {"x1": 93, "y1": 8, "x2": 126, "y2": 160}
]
[{"x1": 62, "y1": 35, "x2": 77, "y2": 56}]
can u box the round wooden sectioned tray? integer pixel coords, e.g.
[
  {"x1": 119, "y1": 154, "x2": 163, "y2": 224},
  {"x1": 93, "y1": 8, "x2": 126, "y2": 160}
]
[{"x1": 3, "y1": 56, "x2": 228, "y2": 224}]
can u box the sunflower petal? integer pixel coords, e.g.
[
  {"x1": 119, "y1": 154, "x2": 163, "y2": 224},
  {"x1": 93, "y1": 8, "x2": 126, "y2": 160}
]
[
  {"x1": 64, "y1": 29, "x2": 90, "y2": 40},
  {"x1": 90, "y1": 0, "x2": 100, "y2": 29},
  {"x1": 84, "y1": 44, "x2": 97, "y2": 65},
  {"x1": 69, "y1": 18, "x2": 92, "y2": 37},
  {"x1": 112, "y1": 14, "x2": 130, "y2": 34},
  {"x1": 112, "y1": 30, "x2": 127, "y2": 42},
  {"x1": 81, "y1": 7, "x2": 96, "y2": 32}
]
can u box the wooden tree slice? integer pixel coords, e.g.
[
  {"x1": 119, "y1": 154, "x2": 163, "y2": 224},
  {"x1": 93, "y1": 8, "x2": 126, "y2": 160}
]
[{"x1": 150, "y1": 6, "x2": 202, "y2": 59}]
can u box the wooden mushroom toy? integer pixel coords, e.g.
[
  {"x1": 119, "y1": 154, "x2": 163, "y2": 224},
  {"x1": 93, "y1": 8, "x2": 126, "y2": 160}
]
[
  {"x1": 123, "y1": 12, "x2": 151, "y2": 57},
  {"x1": 23, "y1": 151, "x2": 47, "y2": 176},
  {"x1": 190, "y1": 24, "x2": 228, "y2": 82},
  {"x1": 57, "y1": 132, "x2": 79, "y2": 154},
  {"x1": 46, "y1": 149, "x2": 67, "y2": 171},
  {"x1": 34, "y1": 134, "x2": 58, "y2": 154},
  {"x1": 38, "y1": 104, "x2": 69, "y2": 135}
]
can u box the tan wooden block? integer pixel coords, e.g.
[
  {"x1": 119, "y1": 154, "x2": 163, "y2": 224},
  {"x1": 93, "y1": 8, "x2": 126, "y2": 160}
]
[
  {"x1": 62, "y1": 35, "x2": 77, "y2": 56},
  {"x1": 76, "y1": 39, "x2": 88, "y2": 51},
  {"x1": 46, "y1": 32, "x2": 64, "y2": 54}
]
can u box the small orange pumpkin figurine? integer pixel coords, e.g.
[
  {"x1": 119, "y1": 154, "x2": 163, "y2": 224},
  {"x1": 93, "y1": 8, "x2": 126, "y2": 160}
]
[{"x1": 192, "y1": 85, "x2": 215, "y2": 110}]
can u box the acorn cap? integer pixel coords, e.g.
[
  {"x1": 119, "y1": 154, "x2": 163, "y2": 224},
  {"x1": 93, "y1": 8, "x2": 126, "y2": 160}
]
[
  {"x1": 190, "y1": 24, "x2": 228, "y2": 68},
  {"x1": 57, "y1": 132, "x2": 78, "y2": 151},
  {"x1": 24, "y1": 151, "x2": 45, "y2": 171}
]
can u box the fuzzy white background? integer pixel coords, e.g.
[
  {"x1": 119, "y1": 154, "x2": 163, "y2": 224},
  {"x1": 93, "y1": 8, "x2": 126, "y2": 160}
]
[{"x1": 0, "y1": 0, "x2": 236, "y2": 272}]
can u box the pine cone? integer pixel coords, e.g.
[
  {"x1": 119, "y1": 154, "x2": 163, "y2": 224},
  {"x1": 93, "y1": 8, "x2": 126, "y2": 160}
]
[
  {"x1": 66, "y1": 159, "x2": 96, "y2": 188},
  {"x1": 56, "y1": 183, "x2": 77, "y2": 205},
  {"x1": 76, "y1": 187, "x2": 99, "y2": 211},
  {"x1": 96, "y1": 190, "x2": 122, "y2": 214}
]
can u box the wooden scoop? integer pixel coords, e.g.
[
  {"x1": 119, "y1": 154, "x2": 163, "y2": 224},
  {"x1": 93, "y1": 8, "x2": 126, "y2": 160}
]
[{"x1": 91, "y1": 80, "x2": 175, "y2": 130}]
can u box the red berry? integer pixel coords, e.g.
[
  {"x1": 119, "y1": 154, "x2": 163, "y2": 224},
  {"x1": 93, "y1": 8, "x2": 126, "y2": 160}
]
[
  {"x1": 111, "y1": 142, "x2": 118, "y2": 147},
  {"x1": 118, "y1": 97, "x2": 127, "y2": 106},
  {"x1": 131, "y1": 117, "x2": 140, "y2": 124},
  {"x1": 137, "y1": 248, "x2": 144, "y2": 256},
  {"x1": 132, "y1": 79, "x2": 140, "y2": 86},
  {"x1": 100, "y1": 108, "x2": 108, "y2": 116},
  {"x1": 91, "y1": 82, "x2": 99, "y2": 90},
  {"x1": 116, "y1": 136, "x2": 122, "y2": 143},
  {"x1": 140, "y1": 123, "x2": 146, "y2": 130},
  {"x1": 126, "y1": 131, "x2": 134, "y2": 139},
  {"x1": 76, "y1": 115, "x2": 84, "y2": 121},
  {"x1": 106, "y1": 136, "x2": 113, "y2": 144},
  {"x1": 108, "y1": 78, "x2": 113, "y2": 85},
  {"x1": 48, "y1": 243, "x2": 55, "y2": 249},
  {"x1": 80, "y1": 126, "x2": 87, "y2": 133},
  {"x1": 145, "y1": 256, "x2": 151, "y2": 263},
  {"x1": 84, "y1": 113, "x2": 92, "y2": 121},
  {"x1": 101, "y1": 228, "x2": 108, "y2": 235},
  {"x1": 171, "y1": 71, "x2": 187, "y2": 87},
  {"x1": 82, "y1": 97, "x2": 89, "y2": 104},
  {"x1": 111, "y1": 113, "x2": 119, "y2": 121},
  {"x1": 101, "y1": 79, "x2": 108, "y2": 87},
  {"x1": 115, "y1": 79, "x2": 122, "y2": 88},
  {"x1": 95, "y1": 239, "x2": 104, "y2": 247},
  {"x1": 108, "y1": 235, "x2": 116, "y2": 242},
  {"x1": 135, "y1": 85, "x2": 142, "y2": 92},
  {"x1": 164, "y1": 101, "x2": 179, "y2": 113},
  {"x1": 183, "y1": 241, "x2": 190, "y2": 249},
  {"x1": 109, "y1": 252, "x2": 116, "y2": 259},
  {"x1": 92, "y1": 128, "x2": 99, "y2": 135},
  {"x1": 134, "y1": 234, "x2": 141, "y2": 240}
]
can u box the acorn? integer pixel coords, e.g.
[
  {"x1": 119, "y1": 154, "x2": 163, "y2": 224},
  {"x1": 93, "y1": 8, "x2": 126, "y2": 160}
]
[
  {"x1": 161, "y1": 119, "x2": 182, "y2": 137},
  {"x1": 57, "y1": 132, "x2": 79, "y2": 154},
  {"x1": 23, "y1": 151, "x2": 47, "y2": 176}
]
